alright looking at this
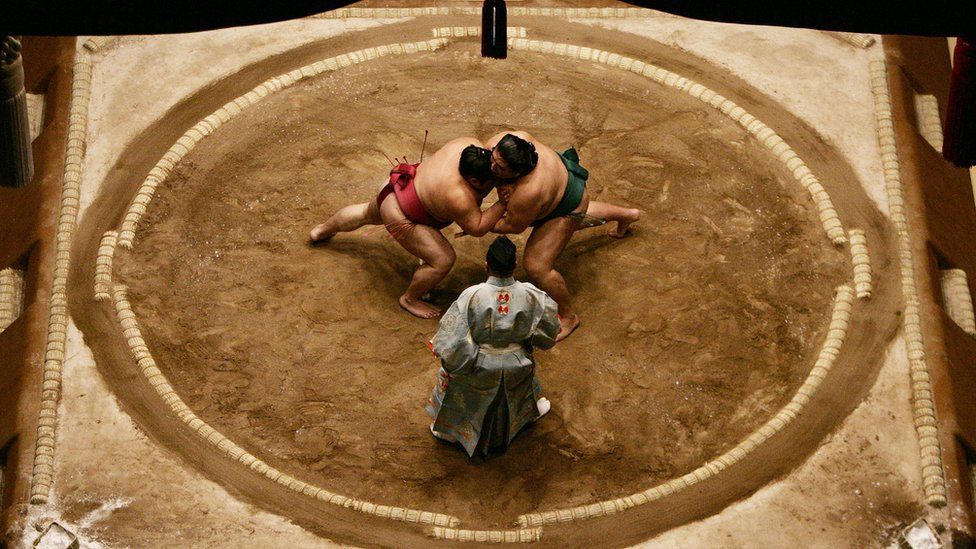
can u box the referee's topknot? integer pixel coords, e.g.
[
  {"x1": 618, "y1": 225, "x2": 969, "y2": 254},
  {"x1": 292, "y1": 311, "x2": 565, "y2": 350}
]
[{"x1": 487, "y1": 236, "x2": 517, "y2": 276}]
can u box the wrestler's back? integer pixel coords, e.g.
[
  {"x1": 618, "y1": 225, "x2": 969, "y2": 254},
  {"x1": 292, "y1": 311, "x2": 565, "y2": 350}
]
[{"x1": 415, "y1": 137, "x2": 483, "y2": 222}]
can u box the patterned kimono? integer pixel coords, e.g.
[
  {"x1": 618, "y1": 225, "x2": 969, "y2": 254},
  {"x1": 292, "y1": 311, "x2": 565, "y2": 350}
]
[{"x1": 426, "y1": 276, "x2": 560, "y2": 457}]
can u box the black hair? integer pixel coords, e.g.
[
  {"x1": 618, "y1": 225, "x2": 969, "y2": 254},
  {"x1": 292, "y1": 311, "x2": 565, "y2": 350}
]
[
  {"x1": 459, "y1": 144, "x2": 494, "y2": 183},
  {"x1": 495, "y1": 134, "x2": 538, "y2": 176},
  {"x1": 486, "y1": 236, "x2": 517, "y2": 276}
]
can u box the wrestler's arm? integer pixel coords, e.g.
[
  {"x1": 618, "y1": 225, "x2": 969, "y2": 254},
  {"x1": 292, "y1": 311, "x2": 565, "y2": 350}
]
[
  {"x1": 448, "y1": 190, "x2": 507, "y2": 237},
  {"x1": 491, "y1": 190, "x2": 536, "y2": 234}
]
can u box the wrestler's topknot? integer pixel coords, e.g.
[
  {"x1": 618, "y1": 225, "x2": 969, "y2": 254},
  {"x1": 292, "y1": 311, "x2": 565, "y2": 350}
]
[
  {"x1": 496, "y1": 134, "x2": 538, "y2": 176},
  {"x1": 459, "y1": 144, "x2": 494, "y2": 183}
]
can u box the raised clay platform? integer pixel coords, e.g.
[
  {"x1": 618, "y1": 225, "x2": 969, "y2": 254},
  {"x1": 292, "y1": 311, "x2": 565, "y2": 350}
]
[{"x1": 2, "y1": 4, "x2": 973, "y2": 548}]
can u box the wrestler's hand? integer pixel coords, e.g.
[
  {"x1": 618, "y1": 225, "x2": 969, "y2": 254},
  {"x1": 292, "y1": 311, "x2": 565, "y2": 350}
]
[{"x1": 497, "y1": 184, "x2": 515, "y2": 204}]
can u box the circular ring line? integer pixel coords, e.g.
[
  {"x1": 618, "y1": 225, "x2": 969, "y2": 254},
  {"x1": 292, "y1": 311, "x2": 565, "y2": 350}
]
[
  {"x1": 868, "y1": 59, "x2": 947, "y2": 506},
  {"x1": 100, "y1": 29, "x2": 868, "y2": 535},
  {"x1": 29, "y1": 55, "x2": 93, "y2": 506},
  {"x1": 109, "y1": 36, "x2": 464, "y2": 529}
]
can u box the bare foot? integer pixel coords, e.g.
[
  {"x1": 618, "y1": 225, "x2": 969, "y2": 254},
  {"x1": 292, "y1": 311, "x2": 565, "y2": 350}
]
[
  {"x1": 555, "y1": 313, "x2": 581, "y2": 342},
  {"x1": 309, "y1": 223, "x2": 334, "y2": 245},
  {"x1": 399, "y1": 295, "x2": 441, "y2": 319},
  {"x1": 609, "y1": 209, "x2": 642, "y2": 238}
]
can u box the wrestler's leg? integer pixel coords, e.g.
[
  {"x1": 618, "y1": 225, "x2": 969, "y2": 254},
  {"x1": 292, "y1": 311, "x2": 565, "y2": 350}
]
[
  {"x1": 523, "y1": 215, "x2": 580, "y2": 341},
  {"x1": 584, "y1": 200, "x2": 642, "y2": 238},
  {"x1": 308, "y1": 182, "x2": 385, "y2": 242},
  {"x1": 379, "y1": 199, "x2": 455, "y2": 319}
]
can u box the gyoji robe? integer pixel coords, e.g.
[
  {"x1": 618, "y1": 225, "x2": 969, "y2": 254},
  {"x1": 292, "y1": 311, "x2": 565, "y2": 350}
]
[{"x1": 425, "y1": 276, "x2": 560, "y2": 457}]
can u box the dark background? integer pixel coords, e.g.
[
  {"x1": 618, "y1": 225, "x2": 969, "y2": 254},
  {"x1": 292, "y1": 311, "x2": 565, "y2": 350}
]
[{"x1": 4, "y1": 1, "x2": 974, "y2": 36}]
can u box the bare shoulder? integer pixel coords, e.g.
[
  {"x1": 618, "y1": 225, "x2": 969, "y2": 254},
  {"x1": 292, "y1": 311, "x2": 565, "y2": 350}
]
[
  {"x1": 486, "y1": 130, "x2": 536, "y2": 147},
  {"x1": 508, "y1": 130, "x2": 536, "y2": 142},
  {"x1": 441, "y1": 179, "x2": 480, "y2": 217},
  {"x1": 425, "y1": 137, "x2": 481, "y2": 167},
  {"x1": 443, "y1": 136, "x2": 483, "y2": 150},
  {"x1": 485, "y1": 132, "x2": 506, "y2": 148}
]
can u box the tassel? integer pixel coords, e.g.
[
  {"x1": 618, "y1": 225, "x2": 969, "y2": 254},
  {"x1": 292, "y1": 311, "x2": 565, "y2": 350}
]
[{"x1": 943, "y1": 37, "x2": 976, "y2": 167}]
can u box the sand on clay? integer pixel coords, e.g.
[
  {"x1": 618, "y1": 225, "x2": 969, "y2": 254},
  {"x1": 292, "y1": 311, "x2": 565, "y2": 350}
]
[
  {"x1": 111, "y1": 40, "x2": 849, "y2": 526},
  {"x1": 68, "y1": 17, "x2": 903, "y2": 546}
]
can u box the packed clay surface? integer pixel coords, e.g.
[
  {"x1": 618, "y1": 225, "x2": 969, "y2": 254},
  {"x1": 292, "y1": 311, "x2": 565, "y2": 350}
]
[{"x1": 113, "y1": 40, "x2": 849, "y2": 526}]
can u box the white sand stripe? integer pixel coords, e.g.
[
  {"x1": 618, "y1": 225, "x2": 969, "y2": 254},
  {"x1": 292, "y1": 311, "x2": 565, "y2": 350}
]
[{"x1": 868, "y1": 58, "x2": 947, "y2": 506}]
